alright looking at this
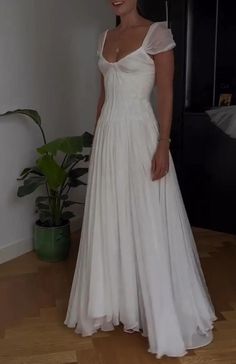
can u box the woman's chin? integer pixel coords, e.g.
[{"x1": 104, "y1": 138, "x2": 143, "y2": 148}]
[
  {"x1": 110, "y1": 2, "x2": 128, "y2": 16},
  {"x1": 111, "y1": 7, "x2": 123, "y2": 15}
]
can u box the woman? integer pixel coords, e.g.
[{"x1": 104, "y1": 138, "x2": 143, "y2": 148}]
[{"x1": 64, "y1": 0, "x2": 217, "y2": 359}]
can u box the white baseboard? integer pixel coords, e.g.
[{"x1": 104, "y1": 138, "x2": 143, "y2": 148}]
[
  {"x1": 0, "y1": 214, "x2": 83, "y2": 265},
  {"x1": 0, "y1": 236, "x2": 33, "y2": 265}
]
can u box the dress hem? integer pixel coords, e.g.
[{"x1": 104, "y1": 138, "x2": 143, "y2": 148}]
[{"x1": 64, "y1": 315, "x2": 217, "y2": 359}]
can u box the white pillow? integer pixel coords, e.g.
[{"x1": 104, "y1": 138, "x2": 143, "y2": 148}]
[{"x1": 205, "y1": 105, "x2": 236, "y2": 139}]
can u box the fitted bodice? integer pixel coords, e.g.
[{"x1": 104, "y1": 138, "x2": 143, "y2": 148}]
[
  {"x1": 97, "y1": 22, "x2": 176, "y2": 104},
  {"x1": 99, "y1": 50, "x2": 156, "y2": 102}
]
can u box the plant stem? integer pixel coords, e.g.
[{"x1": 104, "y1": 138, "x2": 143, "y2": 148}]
[
  {"x1": 38, "y1": 124, "x2": 47, "y2": 145},
  {"x1": 61, "y1": 154, "x2": 68, "y2": 168}
]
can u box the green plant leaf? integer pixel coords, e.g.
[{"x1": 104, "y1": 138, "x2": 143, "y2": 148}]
[
  {"x1": 0, "y1": 109, "x2": 41, "y2": 126},
  {"x1": 63, "y1": 154, "x2": 85, "y2": 169},
  {"x1": 83, "y1": 154, "x2": 90, "y2": 162},
  {"x1": 23, "y1": 176, "x2": 45, "y2": 185},
  {"x1": 37, "y1": 203, "x2": 50, "y2": 210},
  {"x1": 35, "y1": 196, "x2": 49, "y2": 203},
  {"x1": 82, "y1": 131, "x2": 94, "y2": 147},
  {"x1": 67, "y1": 178, "x2": 87, "y2": 187},
  {"x1": 36, "y1": 155, "x2": 67, "y2": 190},
  {"x1": 39, "y1": 210, "x2": 53, "y2": 223},
  {"x1": 17, "y1": 176, "x2": 46, "y2": 197},
  {"x1": 18, "y1": 166, "x2": 43, "y2": 180},
  {"x1": 69, "y1": 167, "x2": 88, "y2": 178},
  {"x1": 62, "y1": 211, "x2": 75, "y2": 220},
  {"x1": 62, "y1": 200, "x2": 79, "y2": 207},
  {"x1": 19, "y1": 167, "x2": 32, "y2": 176},
  {"x1": 37, "y1": 132, "x2": 93, "y2": 156}
]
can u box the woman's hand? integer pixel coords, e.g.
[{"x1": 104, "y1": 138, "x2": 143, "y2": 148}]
[{"x1": 151, "y1": 141, "x2": 170, "y2": 181}]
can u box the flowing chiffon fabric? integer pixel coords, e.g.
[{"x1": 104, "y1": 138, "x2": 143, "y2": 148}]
[{"x1": 64, "y1": 21, "x2": 217, "y2": 359}]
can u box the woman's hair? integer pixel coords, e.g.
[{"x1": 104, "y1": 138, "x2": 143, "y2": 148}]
[
  {"x1": 116, "y1": 1, "x2": 145, "y2": 25},
  {"x1": 136, "y1": 1, "x2": 143, "y2": 16}
]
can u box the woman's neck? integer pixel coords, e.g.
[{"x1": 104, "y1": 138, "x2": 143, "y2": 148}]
[{"x1": 118, "y1": 11, "x2": 143, "y2": 30}]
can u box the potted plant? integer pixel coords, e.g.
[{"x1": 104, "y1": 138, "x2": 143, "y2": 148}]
[{"x1": 0, "y1": 109, "x2": 93, "y2": 262}]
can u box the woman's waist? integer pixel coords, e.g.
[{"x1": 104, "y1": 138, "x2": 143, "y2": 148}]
[
  {"x1": 104, "y1": 82, "x2": 153, "y2": 102},
  {"x1": 104, "y1": 93, "x2": 152, "y2": 106},
  {"x1": 100, "y1": 97, "x2": 157, "y2": 123}
]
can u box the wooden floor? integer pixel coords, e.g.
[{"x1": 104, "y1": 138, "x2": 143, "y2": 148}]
[{"x1": 0, "y1": 227, "x2": 236, "y2": 364}]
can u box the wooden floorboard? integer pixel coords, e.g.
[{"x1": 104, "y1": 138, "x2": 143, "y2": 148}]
[{"x1": 0, "y1": 227, "x2": 236, "y2": 363}]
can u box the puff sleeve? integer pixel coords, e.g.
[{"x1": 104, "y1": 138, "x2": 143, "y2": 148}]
[{"x1": 143, "y1": 21, "x2": 176, "y2": 55}]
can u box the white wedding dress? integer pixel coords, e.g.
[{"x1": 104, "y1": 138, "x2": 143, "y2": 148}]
[{"x1": 64, "y1": 21, "x2": 217, "y2": 359}]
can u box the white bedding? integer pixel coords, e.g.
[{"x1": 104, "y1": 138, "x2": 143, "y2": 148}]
[{"x1": 205, "y1": 105, "x2": 236, "y2": 139}]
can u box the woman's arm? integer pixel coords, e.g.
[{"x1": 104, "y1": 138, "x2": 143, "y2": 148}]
[
  {"x1": 93, "y1": 73, "x2": 105, "y2": 134},
  {"x1": 151, "y1": 49, "x2": 175, "y2": 181}
]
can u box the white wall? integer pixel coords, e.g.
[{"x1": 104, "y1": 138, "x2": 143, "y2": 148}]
[{"x1": 0, "y1": 0, "x2": 115, "y2": 263}]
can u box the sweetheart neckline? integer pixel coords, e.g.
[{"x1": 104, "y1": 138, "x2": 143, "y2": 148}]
[
  {"x1": 100, "y1": 46, "x2": 152, "y2": 65},
  {"x1": 101, "y1": 22, "x2": 157, "y2": 65}
]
